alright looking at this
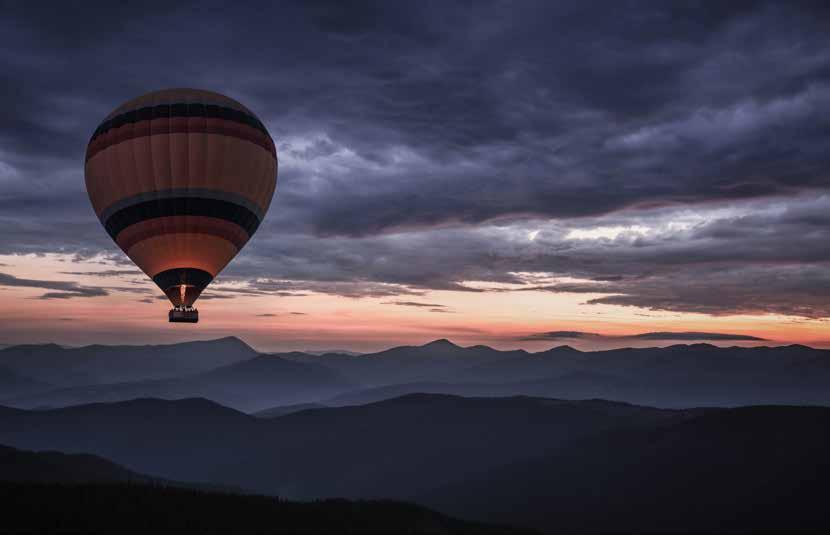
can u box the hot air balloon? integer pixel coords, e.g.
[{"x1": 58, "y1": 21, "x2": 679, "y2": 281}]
[{"x1": 84, "y1": 89, "x2": 277, "y2": 323}]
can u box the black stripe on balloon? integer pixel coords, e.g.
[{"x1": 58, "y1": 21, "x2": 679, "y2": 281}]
[
  {"x1": 90, "y1": 102, "x2": 270, "y2": 142},
  {"x1": 103, "y1": 197, "x2": 261, "y2": 239},
  {"x1": 152, "y1": 268, "x2": 213, "y2": 291}
]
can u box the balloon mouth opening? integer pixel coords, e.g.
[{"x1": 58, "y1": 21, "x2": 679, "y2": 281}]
[
  {"x1": 162, "y1": 284, "x2": 205, "y2": 308},
  {"x1": 154, "y1": 268, "x2": 213, "y2": 309}
]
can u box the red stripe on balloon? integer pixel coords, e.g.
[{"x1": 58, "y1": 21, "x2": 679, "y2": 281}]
[{"x1": 115, "y1": 216, "x2": 249, "y2": 252}]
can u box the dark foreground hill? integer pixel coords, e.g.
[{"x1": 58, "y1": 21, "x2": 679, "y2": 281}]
[
  {"x1": 0, "y1": 444, "x2": 530, "y2": 534},
  {"x1": 0, "y1": 443, "x2": 152, "y2": 484},
  {"x1": 0, "y1": 442, "x2": 238, "y2": 493},
  {"x1": 423, "y1": 406, "x2": 830, "y2": 533},
  {"x1": 1, "y1": 394, "x2": 828, "y2": 533},
  {"x1": 0, "y1": 483, "x2": 529, "y2": 535}
]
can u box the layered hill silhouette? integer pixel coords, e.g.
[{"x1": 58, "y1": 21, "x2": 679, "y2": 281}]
[
  {"x1": 3, "y1": 337, "x2": 829, "y2": 410},
  {"x1": 0, "y1": 395, "x2": 684, "y2": 498},
  {"x1": 253, "y1": 402, "x2": 327, "y2": 418},
  {"x1": 1, "y1": 393, "x2": 828, "y2": 532},
  {"x1": 4, "y1": 351, "x2": 353, "y2": 412},
  {"x1": 0, "y1": 445, "x2": 524, "y2": 535},
  {"x1": 286, "y1": 340, "x2": 830, "y2": 407},
  {"x1": 0, "y1": 337, "x2": 257, "y2": 387}
]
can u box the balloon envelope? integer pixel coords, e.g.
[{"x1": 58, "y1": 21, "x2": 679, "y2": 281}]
[{"x1": 85, "y1": 89, "x2": 277, "y2": 313}]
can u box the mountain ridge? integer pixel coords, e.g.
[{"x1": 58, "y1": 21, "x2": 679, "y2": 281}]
[{"x1": 3, "y1": 338, "x2": 829, "y2": 410}]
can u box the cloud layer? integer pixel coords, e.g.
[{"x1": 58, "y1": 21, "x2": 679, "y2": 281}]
[
  {"x1": 522, "y1": 331, "x2": 768, "y2": 342},
  {"x1": 1, "y1": 1, "x2": 828, "y2": 319}
]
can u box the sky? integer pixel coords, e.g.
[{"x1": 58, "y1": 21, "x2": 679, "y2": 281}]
[{"x1": 0, "y1": 0, "x2": 828, "y2": 352}]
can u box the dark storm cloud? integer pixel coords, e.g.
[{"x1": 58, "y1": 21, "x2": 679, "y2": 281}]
[
  {"x1": 247, "y1": 279, "x2": 420, "y2": 299},
  {"x1": 38, "y1": 290, "x2": 107, "y2": 300},
  {"x1": 631, "y1": 332, "x2": 767, "y2": 341},
  {"x1": 218, "y1": 194, "x2": 830, "y2": 317},
  {"x1": 273, "y1": 1, "x2": 830, "y2": 237},
  {"x1": 583, "y1": 265, "x2": 830, "y2": 319},
  {"x1": 193, "y1": 294, "x2": 237, "y2": 300},
  {"x1": 523, "y1": 331, "x2": 596, "y2": 341},
  {"x1": 60, "y1": 270, "x2": 143, "y2": 278},
  {"x1": 521, "y1": 331, "x2": 768, "y2": 342},
  {"x1": 0, "y1": 272, "x2": 108, "y2": 299},
  {"x1": 151, "y1": 292, "x2": 235, "y2": 301},
  {"x1": 1, "y1": 0, "x2": 828, "y2": 318},
  {"x1": 383, "y1": 301, "x2": 447, "y2": 308}
]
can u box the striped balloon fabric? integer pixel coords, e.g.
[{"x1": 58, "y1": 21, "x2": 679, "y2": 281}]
[{"x1": 85, "y1": 89, "x2": 277, "y2": 318}]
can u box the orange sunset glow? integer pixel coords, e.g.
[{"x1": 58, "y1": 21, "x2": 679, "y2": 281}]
[{"x1": 1, "y1": 253, "x2": 825, "y2": 352}]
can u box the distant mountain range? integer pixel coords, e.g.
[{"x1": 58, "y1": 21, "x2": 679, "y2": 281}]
[
  {"x1": 283, "y1": 339, "x2": 830, "y2": 407},
  {"x1": 0, "y1": 394, "x2": 827, "y2": 533},
  {"x1": 1, "y1": 341, "x2": 352, "y2": 412},
  {"x1": 3, "y1": 337, "x2": 829, "y2": 410},
  {"x1": 0, "y1": 336, "x2": 257, "y2": 387},
  {"x1": 9, "y1": 354, "x2": 351, "y2": 413}
]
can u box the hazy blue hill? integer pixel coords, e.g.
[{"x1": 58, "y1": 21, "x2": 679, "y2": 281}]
[
  {"x1": 253, "y1": 402, "x2": 328, "y2": 418},
  {"x1": 323, "y1": 381, "x2": 527, "y2": 406},
  {"x1": 200, "y1": 354, "x2": 350, "y2": 387},
  {"x1": 280, "y1": 339, "x2": 528, "y2": 385},
  {"x1": 180, "y1": 355, "x2": 356, "y2": 411},
  {"x1": 0, "y1": 397, "x2": 263, "y2": 484},
  {"x1": 423, "y1": 405, "x2": 830, "y2": 533},
  {"x1": 3, "y1": 354, "x2": 356, "y2": 413},
  {"x1": 305, "y1": 341, "x2": 830, "y2": 407},
  {"x1": 304, "y1": 349, "x2": 364, "y2": 356},
  {"x1": 5, "y1": 339, "x2": 830, "y2": 410},
  {"x1": 0, "y1": 336, "x2": 258, "y2": 386},
  {"x1": 0, "y1": 364, "x2": 52, "y2": 398}
]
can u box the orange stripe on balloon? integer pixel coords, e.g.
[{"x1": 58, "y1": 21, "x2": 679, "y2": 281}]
[
  {"x1": 125, "y1": 233, "x2": 239, "y2": 279},
  {"x1": 115, "y1": 216, "x2": 250, "y2": 251}
]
